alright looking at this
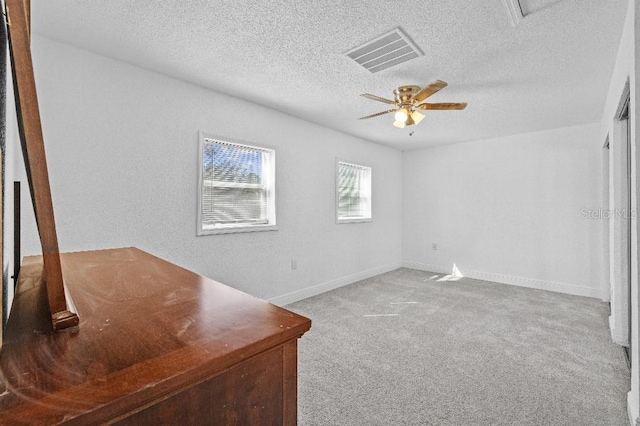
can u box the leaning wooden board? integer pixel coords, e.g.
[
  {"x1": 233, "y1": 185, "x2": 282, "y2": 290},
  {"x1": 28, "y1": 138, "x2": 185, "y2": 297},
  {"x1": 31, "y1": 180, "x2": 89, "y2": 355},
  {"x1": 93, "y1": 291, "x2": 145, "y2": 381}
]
[{"x1": 0, "y1": 247, "x2": 311, "y2": 425}]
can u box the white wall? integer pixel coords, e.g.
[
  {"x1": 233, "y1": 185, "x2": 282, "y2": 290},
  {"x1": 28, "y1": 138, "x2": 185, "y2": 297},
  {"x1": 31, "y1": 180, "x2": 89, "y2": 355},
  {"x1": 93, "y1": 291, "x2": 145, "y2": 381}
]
[
  {"x1": 15, "y1": 36, "x2": 402, "y2": 303},
  {"x1": 402, "y1": 123, "x2": 603, "y2": 298}
]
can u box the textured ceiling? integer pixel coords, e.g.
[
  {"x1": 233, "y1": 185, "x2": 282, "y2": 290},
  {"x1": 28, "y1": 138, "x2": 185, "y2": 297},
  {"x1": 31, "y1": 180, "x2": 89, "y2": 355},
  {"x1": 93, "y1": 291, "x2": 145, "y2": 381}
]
[{"x1": 32, "y1": 0, "x2": 628, "y2": 151}]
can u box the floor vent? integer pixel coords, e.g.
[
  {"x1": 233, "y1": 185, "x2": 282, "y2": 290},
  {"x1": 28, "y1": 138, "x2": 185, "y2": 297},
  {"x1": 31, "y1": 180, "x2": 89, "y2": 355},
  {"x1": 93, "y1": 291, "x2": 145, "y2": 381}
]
[{"x1": 345, "y1": 28, "x2": 423, "y2": 73}]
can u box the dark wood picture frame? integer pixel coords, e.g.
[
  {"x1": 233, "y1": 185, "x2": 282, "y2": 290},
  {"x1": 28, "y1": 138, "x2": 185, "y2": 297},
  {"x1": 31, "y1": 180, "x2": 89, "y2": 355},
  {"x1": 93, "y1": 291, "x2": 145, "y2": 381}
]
[{"x1": 5, "y1": 0, "x2": 78, "y2": 330}]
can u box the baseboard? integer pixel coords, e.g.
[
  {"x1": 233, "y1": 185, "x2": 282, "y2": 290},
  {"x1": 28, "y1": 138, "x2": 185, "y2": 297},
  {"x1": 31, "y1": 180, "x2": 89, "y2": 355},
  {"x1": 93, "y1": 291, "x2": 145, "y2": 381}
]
[
  {"x1": 610, "y1": 315, "x2": 629, "y2": 346},
  {"x1": 402, "y1": 261, "x2": 602, "y2": 299},
  {"x1": 273, "y1": 260, "x2": 603, "y2": 304},
  {"x1": 402, "y1": 261, "x2": 450, "y2": 275},
  {"x1": 269, "y1": 262, "x2": 402, "y2": 306}
]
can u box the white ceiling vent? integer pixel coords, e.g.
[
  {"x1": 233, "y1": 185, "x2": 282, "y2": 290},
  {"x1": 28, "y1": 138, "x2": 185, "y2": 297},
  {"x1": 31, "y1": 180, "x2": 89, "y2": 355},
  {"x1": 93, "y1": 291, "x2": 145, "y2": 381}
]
[{"x1": 345, "y1": 28, "x2": 423, "y2": 73}]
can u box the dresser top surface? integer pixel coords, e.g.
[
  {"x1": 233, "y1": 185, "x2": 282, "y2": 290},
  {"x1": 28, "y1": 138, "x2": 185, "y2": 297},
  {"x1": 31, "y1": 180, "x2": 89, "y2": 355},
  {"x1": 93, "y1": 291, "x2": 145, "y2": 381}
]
[{"x1": 0, "y1": 247, "x2": 311, "y2": 423}]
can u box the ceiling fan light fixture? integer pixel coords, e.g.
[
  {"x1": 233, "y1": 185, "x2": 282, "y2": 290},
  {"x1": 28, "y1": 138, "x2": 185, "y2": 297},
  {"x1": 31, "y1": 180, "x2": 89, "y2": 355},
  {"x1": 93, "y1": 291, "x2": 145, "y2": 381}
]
[
  {"x1": 411, "y1": 110, "x2": 425, "y2": 125},
  {"x1": 393, "y1": 120, "x2": 405, "y2": 128},
  {"x1": 405, "y1": 114, "x2": 415, "y2": 126},
  {"x1": 394, "y1": 109, "x2": 409, "y2": 123}
]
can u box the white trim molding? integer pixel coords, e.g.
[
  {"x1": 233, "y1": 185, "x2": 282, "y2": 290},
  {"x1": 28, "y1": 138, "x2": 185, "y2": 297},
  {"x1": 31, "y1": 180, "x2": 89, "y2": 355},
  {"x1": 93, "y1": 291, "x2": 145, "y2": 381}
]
[
  {"x1": 403, "y1": 261, "x2": 450, "y2": 275},
  {"x1": 271, "y1": 261, "x2": 604, "y2": 306},
  {"x1": 402, "y1": 262, "x2": 602, "y2": 299},
  {"x1": 610, "y1": 315, "x2": 628, "y2": 346},
  {"x1": 628, "y1": 390, "x2": 639, "y2": 426},
  {"x1": 269, "y1": 262, "x2": 402, "y2": 306},
  {"x1": 601, "y1": 283, "x2": 611, "y2": 302},
  {"x1": 502, "y1": 0, "x2": 524, "y2": 27}
]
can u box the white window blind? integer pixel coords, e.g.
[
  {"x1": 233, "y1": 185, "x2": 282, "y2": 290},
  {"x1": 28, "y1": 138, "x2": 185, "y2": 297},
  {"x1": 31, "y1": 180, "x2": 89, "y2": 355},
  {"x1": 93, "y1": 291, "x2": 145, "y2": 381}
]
[
  {"x1": 199, "y1": 137, "x2": 276, "y2": 235},
  {"x1": 337, "y1": 161, "x2": 372, "y2": 222}
]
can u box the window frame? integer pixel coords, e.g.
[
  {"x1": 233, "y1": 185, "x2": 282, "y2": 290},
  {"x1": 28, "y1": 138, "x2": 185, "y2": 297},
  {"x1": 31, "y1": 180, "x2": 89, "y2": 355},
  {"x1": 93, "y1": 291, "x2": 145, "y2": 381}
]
[
  {"x1": 335, "y1": 159, "x2": 373, "y2": 224},
  {"x1": 197, "y1": 133, "x2": 277, "y2": 235}
]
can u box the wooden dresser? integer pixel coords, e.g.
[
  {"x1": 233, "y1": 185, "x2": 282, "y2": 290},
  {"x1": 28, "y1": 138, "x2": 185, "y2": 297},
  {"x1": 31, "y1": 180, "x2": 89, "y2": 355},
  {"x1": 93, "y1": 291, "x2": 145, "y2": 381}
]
[{"x1": 0, "y1": 247, "x2": 311, "y2": 425}]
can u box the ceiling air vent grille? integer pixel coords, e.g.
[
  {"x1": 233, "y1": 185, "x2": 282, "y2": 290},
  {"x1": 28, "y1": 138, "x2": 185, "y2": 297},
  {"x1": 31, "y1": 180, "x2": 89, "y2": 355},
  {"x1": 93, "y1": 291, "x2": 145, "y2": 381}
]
[{"x1": 345, "y1": 28, "x2": 423, "y2": 73}]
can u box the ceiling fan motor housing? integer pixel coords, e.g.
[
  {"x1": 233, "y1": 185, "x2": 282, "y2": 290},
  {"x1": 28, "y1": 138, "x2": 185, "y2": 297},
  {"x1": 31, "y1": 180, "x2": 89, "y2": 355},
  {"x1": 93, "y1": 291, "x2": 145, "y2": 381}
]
[{"x1": 393, "y1": 85, "x2": 421, "y2": 103}]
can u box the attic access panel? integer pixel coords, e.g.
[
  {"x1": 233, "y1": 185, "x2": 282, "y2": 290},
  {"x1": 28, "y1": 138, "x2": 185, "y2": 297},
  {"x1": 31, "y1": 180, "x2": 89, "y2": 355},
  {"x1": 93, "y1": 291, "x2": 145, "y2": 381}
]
[{"x1": 519, "y1": 0, "x2": 563, "y2": 15}]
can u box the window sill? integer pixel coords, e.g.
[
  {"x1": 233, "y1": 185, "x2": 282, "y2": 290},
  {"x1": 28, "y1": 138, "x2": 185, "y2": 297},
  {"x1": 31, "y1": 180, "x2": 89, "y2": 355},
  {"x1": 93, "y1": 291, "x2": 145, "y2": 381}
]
[
  {"x1": 198, "y1": 224, "x2": 278, "y2": 236},
  {"x1": 336, "y1": 218, "x2": 372, "y2": 224}
]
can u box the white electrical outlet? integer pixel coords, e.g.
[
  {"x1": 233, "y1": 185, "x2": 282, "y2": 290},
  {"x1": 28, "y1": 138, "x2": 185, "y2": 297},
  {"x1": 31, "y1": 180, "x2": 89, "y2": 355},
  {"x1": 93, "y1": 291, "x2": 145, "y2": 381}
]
[
  {"x1": 291, "y1": 259, "x2": 297, "y2": 270},
  {"x1": 432, "y1": 243, "x2": 438, "y2": 250}
]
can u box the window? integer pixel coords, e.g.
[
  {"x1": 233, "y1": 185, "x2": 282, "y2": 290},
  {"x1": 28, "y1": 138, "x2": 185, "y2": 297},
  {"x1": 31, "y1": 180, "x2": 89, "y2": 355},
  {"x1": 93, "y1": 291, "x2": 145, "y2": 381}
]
[
  {"x1": 198, "y1": 135, "x2": 276, "y2": 235},
  {"x1": 336, "y1": 160, "x2": 372, "y2": 223}
]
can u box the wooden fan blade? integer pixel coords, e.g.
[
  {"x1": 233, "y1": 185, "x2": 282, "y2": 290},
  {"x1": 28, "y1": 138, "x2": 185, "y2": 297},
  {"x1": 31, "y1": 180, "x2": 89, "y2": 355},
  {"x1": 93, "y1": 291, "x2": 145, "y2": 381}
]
[
  {"x1": 416, "y1": 102, "x2": 467, "y2": 110},
  {"x1": 359, "y1": 109, "x2": 396, "y2": 120},
  {"x1": 411, "y1": 80, "x2": 448, "y2": 103},
  {"x1": 360, "y1": 93, "x2": 398, "y2": 105}
]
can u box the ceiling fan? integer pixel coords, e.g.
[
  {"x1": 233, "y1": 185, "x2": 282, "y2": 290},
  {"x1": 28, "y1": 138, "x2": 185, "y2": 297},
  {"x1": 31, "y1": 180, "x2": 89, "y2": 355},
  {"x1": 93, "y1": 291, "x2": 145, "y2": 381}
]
[{"x1": 359, "y1": 80, "x2": 467, "y2": 128}]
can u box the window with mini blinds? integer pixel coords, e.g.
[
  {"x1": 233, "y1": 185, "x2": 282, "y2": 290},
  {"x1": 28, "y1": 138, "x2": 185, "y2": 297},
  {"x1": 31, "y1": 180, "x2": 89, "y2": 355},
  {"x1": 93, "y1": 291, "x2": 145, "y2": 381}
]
[
  {"x1": 198, "y1": 136, "x2": 276, "y2": 235},
  {"x1": 336, "y1": 161, "x2": 372, "y2": 223}
]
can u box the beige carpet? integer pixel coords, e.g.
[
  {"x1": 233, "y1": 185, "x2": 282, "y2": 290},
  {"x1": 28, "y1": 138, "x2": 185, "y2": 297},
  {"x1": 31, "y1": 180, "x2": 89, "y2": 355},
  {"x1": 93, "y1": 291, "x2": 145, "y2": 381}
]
[{"x1": 287, "y1": 268, "x2": 629, "y2": 426}]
